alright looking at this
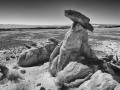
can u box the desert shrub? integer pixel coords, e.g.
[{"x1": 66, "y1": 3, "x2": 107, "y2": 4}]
[
  {"x1": 0, "y1": 64, "x2": 9, "y2": 84},
  {"x1": 8, "y1": 69, "x2": 23, "y2": 82},
  {"x1": 6, "y1": 81, "x2": 32, "y2": 90}
]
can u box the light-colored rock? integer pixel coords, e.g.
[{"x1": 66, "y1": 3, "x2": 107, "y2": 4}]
[
  {"x1": 18, "y1": 47, "x2": 47, "y2": 67},
  {"x1": 18, "y1": 38, "x2": 58, "y2": 67},
  {"x1": 57, "y1": 22, "x2": 97, "y2": 72},
  {"x1": 49, "y1": 41, "x2": 62, "y2": 68},
  {"x1": 49, "y1": 55, "x2": 59, "y2": 77},
  {"x1": 55, "y1": 62, "x2": 93, "y2": 88},
  {"x1": 49, "y1": 10, "x2": 97, "y2": 77},
  {"x1": 114, "y1": 85, "x2": 120, "y2": 90},
  {"x1": 77, "y1": 70, "x2": 119, "y2": 90}
]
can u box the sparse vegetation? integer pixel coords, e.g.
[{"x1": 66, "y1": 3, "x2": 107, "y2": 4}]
[
  {"x1": 8, "y1": 69, "x2": 23, "y2": 82},
  {"x1": 6, "y1": 81, "x2": 31, "y2": 90}
]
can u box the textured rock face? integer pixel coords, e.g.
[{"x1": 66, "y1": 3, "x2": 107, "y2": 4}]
[
  {"x1": 56, "y1": 62, "x2": 93, "y2": 87},
  {"x1": 77, "y1": 70, "x2": 119, "y2": 90},
  {"x1": 49, "y1": 42, "x2": 62, "y2": 67},
  {"x1": 114, "y1": 85, "x2": 120, "y2": 90},
  {"x1": 56, "y1": 23, "x2": 97, "y2": 72},
  {"x1": 65, "y1": 9, "x2": 90, "y2": 24},
  {"x1": 18, "y1": 47, "x2": 46, "y2": 67},
  {"x1": 49, "y1": 9, "x2": 120, "y2": 90},
  {"x1": 18, "y1": 38, "x2": 58, "y2": 67},
  {"x1": 65, "y1": 9, "x2": 94, "y2": 31},
  {"x1": 49, "y1": 55, "x2": 59, "y2": 77},
  {"x1": 49, "y1": 10, "x2": 97, "y2": 77}
]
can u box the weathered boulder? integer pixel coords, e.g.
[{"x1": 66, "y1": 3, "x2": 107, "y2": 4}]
[
  {"x1": 18, "y1": 38, "x2": 58, "y2": 67},
  {"x1": 55, "y1": 62, "x2": 93, "y2": 88},
  {"x1": 114, "y1": 85, "x2": 120, "y2": 90},
  {"x1": 18, "y1": 47, "x2": 45, "y2": 67},
  {"x1": 77, "y1": 70, "x2": 119, "y2": 90}
]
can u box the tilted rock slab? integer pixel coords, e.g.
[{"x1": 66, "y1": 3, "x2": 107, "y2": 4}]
[
  {"x1": 77, "y1": 70, "x2": 120, "y2": 90},
  {"x1": 65, "y1": 9, "x2": 94, "y2": 31}
]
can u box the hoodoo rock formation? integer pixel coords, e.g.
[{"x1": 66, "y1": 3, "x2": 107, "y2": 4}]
[
  {"x1": 12, "y1": 9, "x2": 120, "y2": 90},
  {"x1": 49, "y1": 9, "x2": 120, "y2": 90},
  {"x1": 49, "y1": 9, "x2": 100, "y2": 76}
]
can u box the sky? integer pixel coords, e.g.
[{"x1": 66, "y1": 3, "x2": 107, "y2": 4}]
[{"x1": 0, "y1": 0, "x2": 120, "y2": 25}]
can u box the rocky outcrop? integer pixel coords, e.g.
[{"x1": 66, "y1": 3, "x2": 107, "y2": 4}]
[
  {"x1": 48, "y1": 9, "x2": 120, "y2": 90},
  {"x1": 77, "y1": 70, "x2": 119, "y2": 90},
  {"x1": 55, "y1": 62, "x2": 93, "y2": 88},
  {"x1": 49, "y1": 10, "x2": 98, "y2": 77},
  {"x1": 18, "y1": 38, "x2": 58, "y2": 67}
]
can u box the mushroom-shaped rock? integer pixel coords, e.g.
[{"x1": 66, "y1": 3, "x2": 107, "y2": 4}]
[
  {"x1": 54, "y1": 10, "x2": 97, "y2": 72},
  {"x1": 56, "y1": 23, "x2": 97, "y2": 72}
]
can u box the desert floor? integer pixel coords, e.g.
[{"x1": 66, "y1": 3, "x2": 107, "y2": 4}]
[{"x1": 0, "y1": 27, "x2": 120, "y2": 90}]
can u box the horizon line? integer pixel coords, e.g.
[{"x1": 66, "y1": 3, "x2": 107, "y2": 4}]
[{"x1": 0, "y1": 23, "x2": 120, "y2": 26}]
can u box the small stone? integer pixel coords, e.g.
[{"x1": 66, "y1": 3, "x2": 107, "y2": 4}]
[
  {"x1": 16, "y1": 55, "x2": 19, "y2": 59},
  {"x1": 36, "y1": 83, "x2": 41, "y2": 86},
  {"x1": 24, "y1": 43, "x2": 31, "y2": 49},
  {"x1": 3, "y1": 51, "x2": 7, "y2": 54},
  {"x1": 10, "y1": 55, "x2": 16, "y2": 59},
  {"x1": 31, "y1": 43, "x2": 37, "y2": 47},
  {"x1": 6, "y1": 57, "x2": 10, "y2": 61},
  {"x1": 20, "y1": 70, "x2": 26, "y2": 74},
  {"x1": 40, "y1": 87, "x2": 46, "y2": 90}
]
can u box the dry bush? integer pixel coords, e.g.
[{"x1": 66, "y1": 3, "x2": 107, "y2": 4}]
[
  {"x1": 8, "y1": 69, "x2": 23, "y2": 82},
  {"x1": 6, "y1": 81, "x2": 32, "y2": 90}
]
